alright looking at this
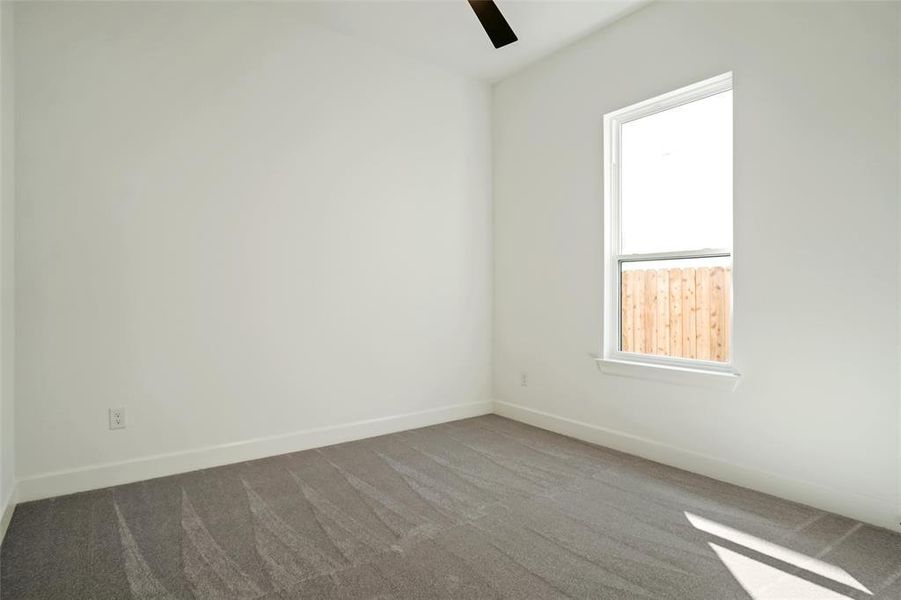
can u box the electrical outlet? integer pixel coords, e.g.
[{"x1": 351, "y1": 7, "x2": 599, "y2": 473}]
[
  {"x1": 109, "y1": 407, "x2": 126, "y2": 430},
  {"x1": 520, "y1": 373, "x2": 528, "y2": 387}
]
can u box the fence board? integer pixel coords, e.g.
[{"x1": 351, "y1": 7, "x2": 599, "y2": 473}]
[
  {"x1": 655, "y1": 269, "x2": 669, "y2": 354},
  {"x1": 622, "y1": 272, "x2": 633, "y2": 353},
  {"x1": 695, "y1": 268, "x2": 710, "y2": 361},
  {"x1": 723, "y1": 270, "x2": 731, "y2": 362},
  {"x1": 681, "y1": 269, "x2": 696, "y2": 359},
  {"x1": 632, "y1": 271, "x2": 645, "y2": 354},
  {"x1": 710, "y1": 267, "x2": 726, "y2": 362},
  {"x1": 644, "y1": 269, "x2": 657, "y2": 354},
  {"x1": 669, "y1": 269, "x2": 682, "y2": 357}
]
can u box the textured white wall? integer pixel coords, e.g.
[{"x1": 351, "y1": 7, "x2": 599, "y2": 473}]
[
  {"x1": 493, "y1": 1, "x2": 900, "y2": 528},
  {"x1": 15, "y1": 2, "x2": 492, "y2": 483}
]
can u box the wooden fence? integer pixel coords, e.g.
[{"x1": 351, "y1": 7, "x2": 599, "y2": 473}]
[{"x1": 621, "y1": 266, "x2": 731, "y2": 362}]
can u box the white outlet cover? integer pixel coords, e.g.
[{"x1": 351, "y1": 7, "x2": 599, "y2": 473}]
[{"x1": 109, "y1": 408, "x2": 126, "y2": 430}]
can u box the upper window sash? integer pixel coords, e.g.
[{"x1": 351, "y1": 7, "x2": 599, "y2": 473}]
[{"x1": 606, "y1": 73, "x2": 734, "y2": 257}]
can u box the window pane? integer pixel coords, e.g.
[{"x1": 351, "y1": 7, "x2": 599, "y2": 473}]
[
  {"x1": 620, "y1": 256, "x2": 731, "y2": 362},
  {"x1": 620, "y1": 91, "x2": 732, "y2": 254}
]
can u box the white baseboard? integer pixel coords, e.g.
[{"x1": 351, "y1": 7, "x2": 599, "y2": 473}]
[
  {"x1": 494, "y1": 399, "x2": 901, "y2": 533},
  {"x1": 17, "y1": 401, "x2": 493, "y2": 503},
  {"x1": 0, "y1": 484, "x2": 16, "y2": 545},
  {"x1": 13, "y1": 398, "x2": 899, "y2": 535}
]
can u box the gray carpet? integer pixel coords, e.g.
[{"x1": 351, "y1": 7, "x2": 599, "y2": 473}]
[{"x1": 2, "y1": 415, "x2": 900, "y2": 599}]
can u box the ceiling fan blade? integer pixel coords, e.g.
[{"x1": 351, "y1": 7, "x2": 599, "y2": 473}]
[{"x1": 468, "y1": 0, "x2": 518, "y2": 49}]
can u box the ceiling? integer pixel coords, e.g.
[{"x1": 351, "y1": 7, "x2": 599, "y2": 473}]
[{"x1": 298, "y1": 1, "x2": 651, "y2": 82}]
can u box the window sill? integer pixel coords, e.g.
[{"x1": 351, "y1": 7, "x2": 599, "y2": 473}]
[{"x1": 593, "y1": 357, "x2": 741, "y2": 391}]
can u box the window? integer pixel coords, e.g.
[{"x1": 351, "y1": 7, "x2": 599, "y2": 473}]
[{"x1": 602, "y1": 73, "x2": 734, "y2": 375}]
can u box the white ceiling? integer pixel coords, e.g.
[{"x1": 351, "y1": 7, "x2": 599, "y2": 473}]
[{"x1": 298, "y1": 1, "x2": 650, "y2": 82}]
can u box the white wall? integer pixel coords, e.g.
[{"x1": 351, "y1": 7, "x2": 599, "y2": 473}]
[
  {"x1": 0, "y1": 0, "x2": 15, "y2": 539},
  {"x1": 493, "y1": 1, "x2": 901, "y2": 530},
  {"x1": 14, "y1": 1, "x2": 492, "y2": 497}
]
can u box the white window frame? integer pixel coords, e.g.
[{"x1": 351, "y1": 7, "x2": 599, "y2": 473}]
[{"x1": 600, "y1": 72, "x2": 738, "y2": 381}]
